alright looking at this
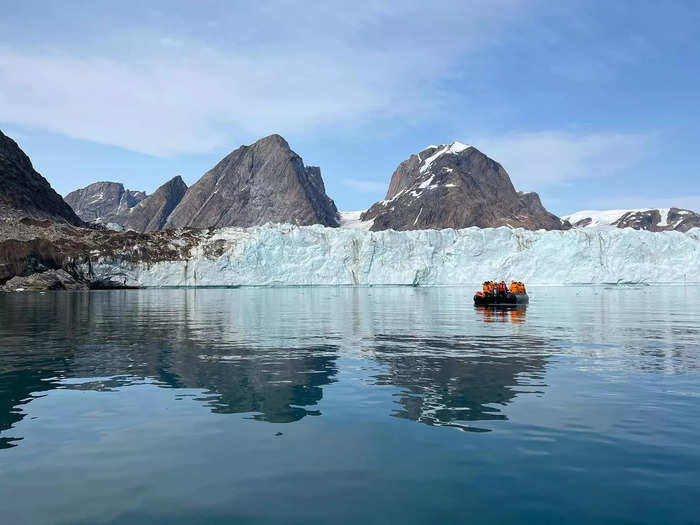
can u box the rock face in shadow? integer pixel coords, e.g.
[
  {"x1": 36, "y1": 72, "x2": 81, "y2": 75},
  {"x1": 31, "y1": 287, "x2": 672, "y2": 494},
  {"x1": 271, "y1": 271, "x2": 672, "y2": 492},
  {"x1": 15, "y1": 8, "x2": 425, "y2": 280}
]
[
  {"x1": 0, "y1": 130, "x2": 82, "y2": 225},
  {"x1": 115, "y1": 176, "x2": 188, "y2": 232},
  {"x1": 64, "y1": 181, "x2": 146, "y2": 225},
  {"x1": 361, "y1": 142, "x2": 567, "y2": 231},
  {"x1": 165, "y1": 134, "x2": 338, "y2": 229}
]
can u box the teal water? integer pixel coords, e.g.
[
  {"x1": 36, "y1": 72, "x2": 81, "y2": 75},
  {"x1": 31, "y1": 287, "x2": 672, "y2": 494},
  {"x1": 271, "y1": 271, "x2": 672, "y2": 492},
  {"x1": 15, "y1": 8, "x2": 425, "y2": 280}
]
[{"x1": 1, "y1": 286, "x2": 699, "y2": 524}]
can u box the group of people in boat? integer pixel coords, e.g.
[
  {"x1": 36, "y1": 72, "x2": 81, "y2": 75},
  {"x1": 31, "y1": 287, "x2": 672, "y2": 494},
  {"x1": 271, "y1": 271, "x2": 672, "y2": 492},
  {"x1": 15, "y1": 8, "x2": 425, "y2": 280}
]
[
  {"x1": 474, "y1": 280, "x2": 529, "y2": 305},
  {"x1": 479, "y1": 280, "x2": 527, "y2": 296}
]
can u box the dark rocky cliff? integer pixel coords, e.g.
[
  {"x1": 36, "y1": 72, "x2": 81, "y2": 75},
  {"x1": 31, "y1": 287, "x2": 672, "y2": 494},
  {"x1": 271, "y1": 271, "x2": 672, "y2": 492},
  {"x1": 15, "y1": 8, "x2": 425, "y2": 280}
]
[
  {"x1": 362, "y1": 142, "x2": 567, "y2": 231},
  {"x1": 116, "y1": 176, "x2": 188, "y2": 232},
  {"x1": 64, "y1": 181, "x2": 146, "y2": 224},
  {"x1": 0, "y1": 130, "x2": 82, "y2": 225},
  {"x1": 165, "y1": 134, "x2": 338, "y2": 229}
]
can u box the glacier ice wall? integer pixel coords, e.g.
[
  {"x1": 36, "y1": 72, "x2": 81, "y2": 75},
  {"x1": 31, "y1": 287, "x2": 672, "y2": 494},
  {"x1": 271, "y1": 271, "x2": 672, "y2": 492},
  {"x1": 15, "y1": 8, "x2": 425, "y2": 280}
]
[{"x1": 86, "y1": 224, "x2": 700, "y2": 287}]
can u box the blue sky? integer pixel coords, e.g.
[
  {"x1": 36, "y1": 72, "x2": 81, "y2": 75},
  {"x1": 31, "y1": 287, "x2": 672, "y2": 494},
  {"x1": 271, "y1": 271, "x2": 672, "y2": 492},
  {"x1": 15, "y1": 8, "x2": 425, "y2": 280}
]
[{"x1": 1, "y1": 0, "x2": 699, "y2": 214}]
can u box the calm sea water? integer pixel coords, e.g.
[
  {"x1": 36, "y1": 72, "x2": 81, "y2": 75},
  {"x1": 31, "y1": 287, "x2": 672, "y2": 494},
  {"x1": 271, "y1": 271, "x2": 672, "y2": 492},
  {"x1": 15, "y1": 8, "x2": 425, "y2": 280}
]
[{"x1": 1, "y1": 286, "x2": 699, "y2": 524}]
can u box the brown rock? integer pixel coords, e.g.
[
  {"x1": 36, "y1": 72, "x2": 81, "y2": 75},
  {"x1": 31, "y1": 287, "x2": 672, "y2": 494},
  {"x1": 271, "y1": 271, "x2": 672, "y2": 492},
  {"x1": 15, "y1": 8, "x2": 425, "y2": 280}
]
[
  {"x1": 362, "y1": 142, "x2": 567, "y2": 231},
  {"x1": 116, "y1": 176, "x2": 188, "y2": 232},
  {"x1": 0, "y1": 130, "x2": 82, "y2": 225},
  {"x1": 616, "y1": 208, "x2": 700, "y2": 232},
  {"x1": 64, "y1": 181, "x2": 146, "y2": 224},
  {"x1": 165, "y1": 134, "x2": 338, "y2": 229}
]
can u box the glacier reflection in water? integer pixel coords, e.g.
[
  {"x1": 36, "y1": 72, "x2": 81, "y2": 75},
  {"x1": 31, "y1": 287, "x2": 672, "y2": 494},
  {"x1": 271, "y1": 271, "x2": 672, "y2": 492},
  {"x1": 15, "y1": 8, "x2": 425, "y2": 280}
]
[{"x1": 0, "y1": 286, "x2": 699, "y2": 524}]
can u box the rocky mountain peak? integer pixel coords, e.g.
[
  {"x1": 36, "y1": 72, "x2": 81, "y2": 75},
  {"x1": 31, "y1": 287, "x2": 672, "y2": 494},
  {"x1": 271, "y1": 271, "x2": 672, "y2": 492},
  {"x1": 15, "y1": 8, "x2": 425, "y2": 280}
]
[
  {"x1": 115, "y1": 175, "x2": 188, "y2": 232},
  {"x1": 165, "y1": 135, "x2": 338, "y2": 229},
  {"x1": 64, "y1": 181, "x2": 147, "y2": 224},
  {"x1": 255, "y1": 133, "x2": 290, "y2": 148},
  {"x1": 0, "y1": 130, "x2": 82, "y2": 225},
  {"x1": 362, "y1": 142, "x2": 566, "y2": 231}
]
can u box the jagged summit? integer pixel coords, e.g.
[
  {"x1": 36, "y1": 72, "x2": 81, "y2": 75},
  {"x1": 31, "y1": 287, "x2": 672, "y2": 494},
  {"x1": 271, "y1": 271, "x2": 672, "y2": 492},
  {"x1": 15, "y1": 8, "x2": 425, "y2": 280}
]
[
  {"x1": 383, "y1": 142, "x2": 472, "y2": 201},
  {"x1": 256, "y1": 133, "x2": 290, "y2": 147},
  {"x1": 165, "y1": 134, "x2": 338, "y2": 229},
  {"x1": 116, "y1": 175, "x2": 188, "y2": 232},
  {"x1": 6, "y1": 127, "x2": 570, "y2": 235},
  {"x1": 418, "y1": 142, "x2": 472, "y2": 173},
  {"x1": 362, "y1": 142, "x2": 566, "y2": 231},
  {"x1": 61, "y1": 134, "x2": 339, "y2": 231},
  {"x1": 64, "y1": 181, "x2": 146, "y2": 224},
  {"x1": 0, "y1": 130, "x2": 82, "y2": 225}
]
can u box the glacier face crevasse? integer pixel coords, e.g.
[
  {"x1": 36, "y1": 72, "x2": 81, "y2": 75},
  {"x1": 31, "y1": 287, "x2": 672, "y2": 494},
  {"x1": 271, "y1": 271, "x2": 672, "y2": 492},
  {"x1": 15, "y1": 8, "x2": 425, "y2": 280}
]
[{"x1": 84, "y1": 224, "x2": 700, "y2": 287}]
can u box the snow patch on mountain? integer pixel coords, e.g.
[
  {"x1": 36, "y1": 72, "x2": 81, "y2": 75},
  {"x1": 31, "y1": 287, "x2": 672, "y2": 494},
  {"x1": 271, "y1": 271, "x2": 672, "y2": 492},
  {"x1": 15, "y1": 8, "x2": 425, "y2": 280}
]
[
  {"x1": 338, "y1": 211, "x2": 374, "y2": 230},
  {"x1": 657, "y1": 208, "x2": 671, "y2": 227},
  {"x1": 419, "y1": 141, "x2": 472, "y2": 174},
  {"x1": 563, "y1": 209, "x2": 641, "y2": 228},
  {"x1": 418, "y1": 175, "x2": 435, "y2": 189}
]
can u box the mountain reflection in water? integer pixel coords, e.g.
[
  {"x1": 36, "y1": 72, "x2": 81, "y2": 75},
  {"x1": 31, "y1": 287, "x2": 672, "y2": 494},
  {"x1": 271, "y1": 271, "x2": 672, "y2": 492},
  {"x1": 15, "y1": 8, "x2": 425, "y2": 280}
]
[
  {"x1": 0, "y1": 288, "x2": 549, "y2": 446},
  {"x1": 372, "y1": 332, "x2": 546, "y2": 432}
]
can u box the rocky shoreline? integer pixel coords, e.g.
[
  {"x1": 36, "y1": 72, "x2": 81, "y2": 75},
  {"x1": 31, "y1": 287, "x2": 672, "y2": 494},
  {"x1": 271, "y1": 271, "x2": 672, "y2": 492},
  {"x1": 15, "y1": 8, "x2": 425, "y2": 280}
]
[{"x1": 0, "y1": 217, "x2": 203, "y2": 291}]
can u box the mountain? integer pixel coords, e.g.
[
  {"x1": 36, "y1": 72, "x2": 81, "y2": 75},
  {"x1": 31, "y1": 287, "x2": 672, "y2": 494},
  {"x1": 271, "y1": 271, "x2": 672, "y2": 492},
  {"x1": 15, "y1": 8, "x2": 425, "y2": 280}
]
[
  {"x1": 115, "y1": 176, "x2": 188, "y2": 232},
  {"x1": 64, "y1": 182, "x2": 146, "y2": 225},
  {"x1": 165, "y1": 134, "x2": 338, "y2": 229},
  {"x1": 0, "y1": 130, "x2": 82, "y2": 225},
  {"x1": 361, "y1": 142, "x2": 567, "y2": 231},
  {"x1": 563, "y1": 208, "x2": 700, "y2": 232}
]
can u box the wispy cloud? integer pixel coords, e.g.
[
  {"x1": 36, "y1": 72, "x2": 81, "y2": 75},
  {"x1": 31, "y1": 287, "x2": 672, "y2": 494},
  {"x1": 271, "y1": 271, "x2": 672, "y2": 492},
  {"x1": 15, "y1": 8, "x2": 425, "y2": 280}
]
[
  {"x1": 474, "y1": 131, "x2": 652, "y2": 189},
  {"x1": 0, "y1": 1, "x2": 528, "y2": 156},
  {"x1": 590, "y1": 195, "x2": 700, "y2": 213}
]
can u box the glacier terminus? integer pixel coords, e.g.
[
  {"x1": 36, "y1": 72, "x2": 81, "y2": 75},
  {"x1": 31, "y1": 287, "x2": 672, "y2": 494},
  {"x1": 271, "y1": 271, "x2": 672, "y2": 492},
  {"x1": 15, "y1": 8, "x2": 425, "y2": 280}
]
[{"x1": 84, "y1": 224, "x2": 700, "y2": 287}]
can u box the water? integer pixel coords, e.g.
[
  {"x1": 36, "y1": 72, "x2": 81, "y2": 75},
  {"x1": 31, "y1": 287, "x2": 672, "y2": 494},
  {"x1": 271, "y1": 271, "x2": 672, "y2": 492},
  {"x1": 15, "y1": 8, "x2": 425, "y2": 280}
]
[{"x1": 1, "y1": 286, "x2": 699, "y2": 524}]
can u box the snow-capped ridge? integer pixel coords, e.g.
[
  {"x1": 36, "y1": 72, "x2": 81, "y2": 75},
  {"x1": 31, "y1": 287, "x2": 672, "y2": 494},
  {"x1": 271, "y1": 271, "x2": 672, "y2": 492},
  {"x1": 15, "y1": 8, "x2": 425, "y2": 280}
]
[
  {"x1": 419, "y1": 141, "x2": 473, "y2": 174},
  {"x1": 564, "y1": 207, "x2": 700, "y2": 232}
]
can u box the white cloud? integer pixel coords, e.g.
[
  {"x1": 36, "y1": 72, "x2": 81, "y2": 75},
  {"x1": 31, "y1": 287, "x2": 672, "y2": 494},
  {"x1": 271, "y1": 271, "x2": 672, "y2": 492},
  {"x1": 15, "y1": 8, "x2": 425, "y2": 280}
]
[
  {"x1": 474, "y1": 131, "x2": 651, "y2": 189},
  {"x1": 342, "y1": 178, "x2": 387, "y2": 193},
  {"x1": 0, "y1": 1, "x2": 528, "y2": 156},
  {"x1": 590, "y1": 195, "x2": 700, "y2": 213},
  {"x1": 0, "y1": 49, "x2": 405, "y2": 156}
]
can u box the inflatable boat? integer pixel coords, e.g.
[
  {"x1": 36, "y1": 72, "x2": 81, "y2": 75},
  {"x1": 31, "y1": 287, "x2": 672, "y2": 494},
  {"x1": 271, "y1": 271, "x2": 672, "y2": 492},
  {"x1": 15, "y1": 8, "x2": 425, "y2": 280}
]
[
  {"x1": 473, "y1": 292, "x2": 529, "y2": 306},
  {"x1": 474, "y1": 280, "x2": 529, "y2": 306}
]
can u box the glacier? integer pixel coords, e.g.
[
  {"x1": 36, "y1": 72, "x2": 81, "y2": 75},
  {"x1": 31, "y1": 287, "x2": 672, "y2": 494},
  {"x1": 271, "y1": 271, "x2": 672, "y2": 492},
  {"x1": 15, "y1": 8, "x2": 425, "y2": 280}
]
[{"x1": 84, "y1": 224, "x2": 700, "y2": 287}]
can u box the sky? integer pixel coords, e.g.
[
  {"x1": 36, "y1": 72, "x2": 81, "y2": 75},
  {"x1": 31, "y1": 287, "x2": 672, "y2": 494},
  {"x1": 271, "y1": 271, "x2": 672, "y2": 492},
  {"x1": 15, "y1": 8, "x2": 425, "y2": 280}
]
[{"x1": 1, "y1": 0, "x2": 699, "y2": 215}]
